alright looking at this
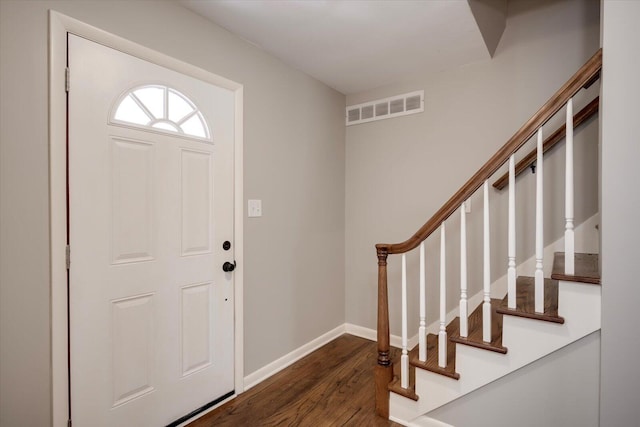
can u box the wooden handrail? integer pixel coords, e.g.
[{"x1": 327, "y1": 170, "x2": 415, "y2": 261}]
[
  {"x1": 373, "y1": 49, "x2": 602, "y2": 418},
  {"x1": 375, "y1": 48, "x2": 602, "y2": 256},
  {"x1": 493, "y1": 96, "x2": 600, "y2": 190}
]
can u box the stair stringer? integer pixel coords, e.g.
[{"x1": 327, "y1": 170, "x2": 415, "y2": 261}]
[{"x1": 389, "y1": 280, "x2": 601, "y2": 425}]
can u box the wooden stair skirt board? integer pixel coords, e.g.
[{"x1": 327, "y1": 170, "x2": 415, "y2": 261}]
[{"x1": 388, "y1": 253, "x2": 602, "y2": 423}]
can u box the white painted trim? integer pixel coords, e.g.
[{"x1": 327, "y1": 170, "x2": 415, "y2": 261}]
[
  {"x1": 345, "y1": 323, "x2": 378, "y2": 341},
  {"x1": 389, "y1": 415, "x2": 411, "y2": 426},
  {"x1": 49, "y1": 11, "x2": 244, "y2": 427},
  {"x1": 389, "y1": 414, "x2": 456, "y2": 427},
  {"x1": 49, "y1": 12, "x2": 68, "y2": 427},
  {"x1": 345, "y1": 323, "x2": 419, "y2": 350},
  {"x1": 346, "y1": 299, "x2": 482, "y2": 349},
  {"x1": 243, "y1": 324, "x2": 346, "y2": 391},
  {"x1": 233, "y1": 86, "x2": 245, "y2": 394},
  {"x1": 410, "y1": 416, "x2": 456, "y2": 427}
]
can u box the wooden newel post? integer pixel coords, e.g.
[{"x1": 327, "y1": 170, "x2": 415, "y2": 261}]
[{"x1": 375, "y1": 245, "x2": 393, "y2": 418}]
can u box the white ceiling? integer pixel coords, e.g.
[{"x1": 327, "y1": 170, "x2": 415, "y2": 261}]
[{"x1": 179, "y1": 0, "x2": 496, "y2": 95}]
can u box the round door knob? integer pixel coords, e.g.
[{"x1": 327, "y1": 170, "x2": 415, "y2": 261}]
[{"x1": 222, "y1": 261, "x2": 236, "y2": 272}]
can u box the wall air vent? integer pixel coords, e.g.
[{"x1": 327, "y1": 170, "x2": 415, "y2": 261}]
[{"x1": 346, "y1": 90, "x2": 424, "y2": 126}]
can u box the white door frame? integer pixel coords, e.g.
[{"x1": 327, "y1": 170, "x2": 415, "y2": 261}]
[{"x1": 49, "y1": 11, "x2": 244, "y2": 427}]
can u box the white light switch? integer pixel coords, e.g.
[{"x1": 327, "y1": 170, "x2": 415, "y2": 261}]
[{"x1": 248, "y1": 199, "x2": 262, "y2": 217}]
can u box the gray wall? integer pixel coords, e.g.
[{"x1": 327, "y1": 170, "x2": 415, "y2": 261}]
[
  {"x1": 344, "y1": 0, "x2": 601, "y2": 336},
  {"x1": 0, "y1": 1, "x2": 345, "y2": 425},
  {"x1": 600, "y1": 1, "x2": 640, "y2": 425},
  {"x1": 428, "y1": 331, "x2": 601, "y2": 427},
  {"x1": 468, "y1": 0, "x2": 507, "y2": 57}
]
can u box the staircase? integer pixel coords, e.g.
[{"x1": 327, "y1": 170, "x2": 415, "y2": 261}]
[
  {"x1": 388, "y1": 254, "x2": 600, "y2": 425},
  {"x1": 374, "y1": 50, "x2": 603, "y2": 426}
]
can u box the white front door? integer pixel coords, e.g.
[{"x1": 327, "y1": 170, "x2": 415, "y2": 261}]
[{"x1": 68, "y1": 34, "x2": 235, "y2": 426}]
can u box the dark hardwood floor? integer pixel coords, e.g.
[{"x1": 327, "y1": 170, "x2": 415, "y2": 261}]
[{"x1": 188, "y1": 334, "x2": 402, "y2": 427}]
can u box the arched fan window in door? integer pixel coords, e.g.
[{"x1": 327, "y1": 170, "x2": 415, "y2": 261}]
[{"x1": 111, "y1": 85, "x2": 211, "y2": 140}]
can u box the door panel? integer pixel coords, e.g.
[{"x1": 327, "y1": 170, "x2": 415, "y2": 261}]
[
  {"x1": 68, "y1": 34, "x2": 235, "y2": 426},
  {"x1": 181, "y1": 282, "x2": 212, "y2": 376},
  {"x1": 181, "y1": 149, "x2": 212, "y2": 256},
  {"x1": 111, "y1": 293, "x2": 155, "y2": 407},
  {"x1": 111, "y1": 137, "x2": 155, "y2": 264}
]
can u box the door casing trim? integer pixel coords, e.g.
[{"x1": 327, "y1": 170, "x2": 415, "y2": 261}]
[{"x1": 49, "y1": 10, "x2": 245, "y2": 427}]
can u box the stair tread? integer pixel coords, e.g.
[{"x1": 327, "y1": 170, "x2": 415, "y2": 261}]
[
  {"x1": 409, "y1": 319, "x2": 460, "y2": 380},
  {"x1": 388, "y1": 375, "x2": 418, "y2": 401},
  {"x1": 497, "y1": 276, "x2": 565, "y2": 324},
  {"x1": 551, "y1": 252, "x2": 601, "y2": 285},
  {"x1": 450, "y1": 298, "x2": 507, "y2": 354},
  {"x1": 389, "y1": 342, "x2": 417, "y2": 400}
]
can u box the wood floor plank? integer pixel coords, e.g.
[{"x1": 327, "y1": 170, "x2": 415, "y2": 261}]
[{"x1": 188, "y1": 334, "x2": 402, "y2": 427}]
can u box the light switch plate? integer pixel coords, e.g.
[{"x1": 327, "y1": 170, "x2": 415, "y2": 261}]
[{"x1": 248, "y1": 199, "x2": 262, "y2": 217}]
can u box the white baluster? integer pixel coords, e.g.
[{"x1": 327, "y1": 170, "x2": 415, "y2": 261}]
[
  {"x1": 535, "y1": 128, "x2": 545, "y2": 313},
  {"x1": 508, "y1": 154, "x2": 517, "y2": 309},
  {"x1": 419, "y1": 241, "x2": 427, "y2": 362},
  {"x1": 459, "y1": 203, "x2": 468, "y2": 338},
  {"x1": 438, "y1": 223, "x2": 447, "y2": 368},
  {"x1": 565, "y1": 98, "x2": 575, "y2": 274},
  {"x1": 401, "y1": 253, "x2": 409, "y2": 388},
  {"x1": 483, "y1": 181, "x2": 492, "y2": 343}
]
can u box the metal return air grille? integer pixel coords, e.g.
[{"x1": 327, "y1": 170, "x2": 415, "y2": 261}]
[{"x1": 345, "y1": 90, "x2": 424, "y2": 126}]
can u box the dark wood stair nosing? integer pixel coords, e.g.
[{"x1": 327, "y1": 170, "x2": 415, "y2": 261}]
[
  {"x1": 551, "y1": 252, "x2": 601, "y2": 285},
  {"x1": 497, "y1": 276, "x2": 566, "y2": 324},
  {"x1": 409, "y1": 354, "x2": 460, "y2": 380},
  {"x1": 449, "y1": 335, "x2": 508, "y2": 354},
  {"x1": 495, "y1": 305, "x2": 565, "y2": 324},
  {"x1": 407, "y1": 331, "x2": 461, "y2": 381},
  {"x1": 449, "y1": 298, "x2": 507, "y2": 354},
  {"x1": 388, "y1": 376, "x2": 419, "y2": 401},
  {"x1": 550, "y1": 272, "x2": 601, "y2": 285}
]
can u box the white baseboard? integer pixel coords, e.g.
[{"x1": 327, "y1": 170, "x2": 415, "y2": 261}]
[
  {"x1": 345, "y1": 323, "x2": 419, "y2": 349},
  {"x1": 345, "y1": 323, "x2": 377, "y2": 341},
  {"x1": 243, "y1": 324, "x2": 346, "y2": 390},
  {"x1": 242, "y1": 322, "x2": 420, "y2": 395},
  {"x1": 389, "y1": 415, "x2": 410, "y2": 426},
  {"x1": 390, "y1": 414, "x2": 455, "y2": 427},
  {"x1": 408, "y1": 416, "x2": 456, "y2": 427}
]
